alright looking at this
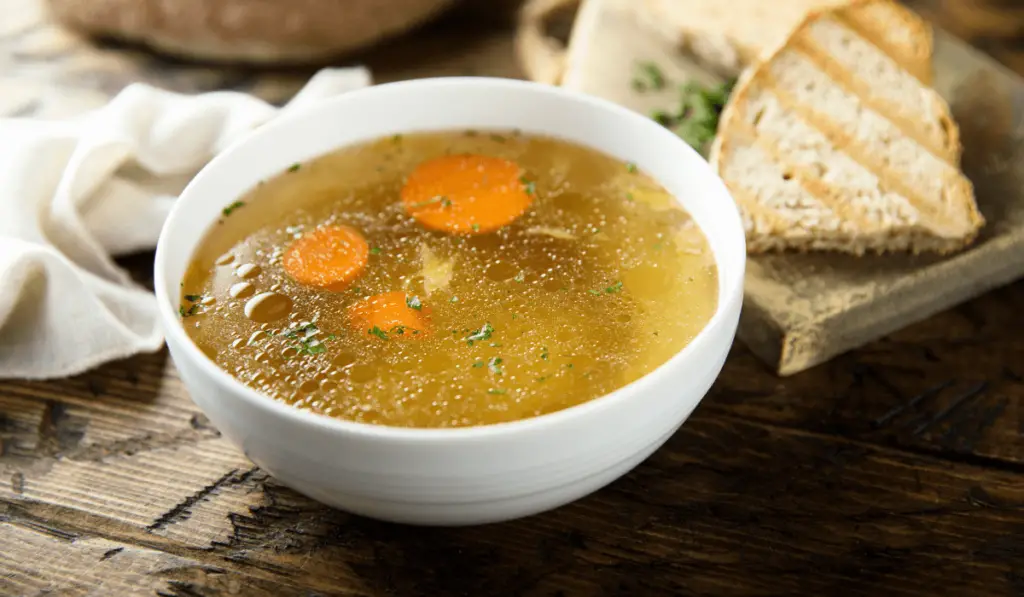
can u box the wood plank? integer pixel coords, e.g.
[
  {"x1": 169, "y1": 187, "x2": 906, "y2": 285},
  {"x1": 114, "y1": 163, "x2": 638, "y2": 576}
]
[{"x1": 0, "y1": 518, "x2": 311, "y2": 596}]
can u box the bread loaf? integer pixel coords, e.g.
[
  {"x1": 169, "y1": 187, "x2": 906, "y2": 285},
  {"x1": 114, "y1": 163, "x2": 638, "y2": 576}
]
[
  {"x1": 46, "y1": 0, "x2": 456, "y2": 65},
  {"x1": 709, "y1": 0, "x2": 984, "y2": 255}
]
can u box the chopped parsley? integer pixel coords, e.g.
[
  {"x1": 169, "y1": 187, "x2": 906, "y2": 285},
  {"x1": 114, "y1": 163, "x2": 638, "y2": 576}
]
[
  {"x1": 472, "y1": 223, "x2": 481, "y2": 232},
  {"x1": 183, "y1": 294, "x2": 203, "y2": 302},
  {"x1": 406, "y1": 295, "x2": 423, "y2": 310},
  {"x1": 368, "y1": 326, "x2": 389, "y2": 340},
  {"x1": 283, "y1": 323, "x2": 328, "y2": 356},
  {"x1": 179, "y1": 304, "x2": 201, "y2": 318},
  {"x1": 221, "y1": 201, "x2": 245, "y2": 216},
  {"x1": 589, "y1": 281, "x2": 625, "y2": 296},
  {"x1": 450, "y1": 296, "x2": 459, "y2": 303},
  {"x1": 540, "y1": 347, "x2": 549, "y2": 361},
  {"x1": 652, "y1": 79, "x2": 735, "y2": 154},
  {"x1": 392, "y1": 134, "x2": 403, "y2": 143},
  {"x1": 625, "y1": 192, "x2": 634, "y2": 202},
  {"x1": 632, "y1": 61, "x2": 666, "y2": 92},
  {"x1": 488, "y1": 357, "x2": 504, "y2": 375},
  {"x1": 487, "y1": 388, "x2": 507, "y2": 395},
  {"x1": 513, "y1": 271, "x2": 526, "y2": 283},
  {"x1": 287, "y1": 163, "x2": 301, "y2": 173},
  {"x1": 536, "y1": 376, "x2": 547, "y2": 383},
  {"x1": 465, "y1": 322, "x2": 494, "y2": 346},
  {"x1": 626, "y1": 162, "x2": 638, "y2": 173},
  {"x1": 369, "y1": 247, "x2": 382, "y2": 255},
  {"x1": 519, "y1": 176, "x2": 536, "y2": 195},
  {"x1": 472, "y1": 360, "x2": 485, "y2": 368}
]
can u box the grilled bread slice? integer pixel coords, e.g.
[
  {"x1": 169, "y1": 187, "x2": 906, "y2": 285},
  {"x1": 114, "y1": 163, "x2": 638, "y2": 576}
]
[
  {"x1": 709, "y1": 0, "x2": 983, "y2": 255},
  {"x1": 641, "y1": 0, "x2": 934, "y2": 84}
]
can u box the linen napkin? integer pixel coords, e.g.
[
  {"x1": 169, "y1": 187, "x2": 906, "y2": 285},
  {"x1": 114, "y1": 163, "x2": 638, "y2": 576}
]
[{"x1": 0, "y1": 67, "x2": 373, "y2": 380}]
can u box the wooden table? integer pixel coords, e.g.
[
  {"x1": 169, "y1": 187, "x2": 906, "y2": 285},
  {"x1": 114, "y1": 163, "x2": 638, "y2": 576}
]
[{"x1": 2, "y1": 1, "x2": 1024, "y2": 595}]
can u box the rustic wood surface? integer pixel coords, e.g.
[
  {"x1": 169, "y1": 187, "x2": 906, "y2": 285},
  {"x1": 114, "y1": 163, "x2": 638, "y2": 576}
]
[{"x1": 2, "y1": 0, "x2": 1024, "y2": 595}]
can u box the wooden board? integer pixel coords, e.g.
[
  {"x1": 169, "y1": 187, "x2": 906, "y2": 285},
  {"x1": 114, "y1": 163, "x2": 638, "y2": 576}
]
[
  {"x1": 4, "y1": 0, "x2": 1024, "y2": 595},
  {"x1": 541, "y1": 0, "x2": 1024, "y2": 375}
]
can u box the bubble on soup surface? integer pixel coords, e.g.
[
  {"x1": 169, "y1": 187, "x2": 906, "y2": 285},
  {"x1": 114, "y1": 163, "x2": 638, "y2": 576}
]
[
  {"x1": 230, "y1": 282, "x2": 255, "y2": 299},
  {"x1": 235, "y1": 263, "x2": 261, "y2": 279},
  {"x1": 244, "y1": 292, "x2": 292, "y2": 322}
]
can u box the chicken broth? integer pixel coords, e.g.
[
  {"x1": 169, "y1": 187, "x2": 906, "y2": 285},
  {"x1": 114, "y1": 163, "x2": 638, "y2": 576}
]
[{"x1": 181, "y1": 131, "x2": 717, "y2": 428}]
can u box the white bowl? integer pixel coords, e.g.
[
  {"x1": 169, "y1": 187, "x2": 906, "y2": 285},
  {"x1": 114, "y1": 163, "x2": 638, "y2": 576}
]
[{"x1": 155, "y1": 77, "x2": 745, "y2": 526}]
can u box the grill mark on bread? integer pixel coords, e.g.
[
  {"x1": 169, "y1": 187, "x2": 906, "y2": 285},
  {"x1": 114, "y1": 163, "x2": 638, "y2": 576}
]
[
  {"x1": 833, "y1": 0, "x2": 933, "y2": 84},
  {"x1": 750, "y1": 74, "x2": 963, "y2": 236},
  {"x1": 763, "y1": 53, "x2": 978, "y2": 238},
  {"x1": 736, "y1": 88, "x2": 935, "y2": 234},
  {"x1": 792, "y1": 26, "x2": 959, "y2": 163}
]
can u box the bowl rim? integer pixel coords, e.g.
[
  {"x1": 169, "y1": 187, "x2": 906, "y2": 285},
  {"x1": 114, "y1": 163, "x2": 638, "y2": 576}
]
[{"x1": 154, "y1": 76, "x2": 745, "y2": 443}]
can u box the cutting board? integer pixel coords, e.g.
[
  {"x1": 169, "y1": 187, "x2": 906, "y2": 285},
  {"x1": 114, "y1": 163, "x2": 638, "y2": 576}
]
[{"x1": 517, "y1": 0, "x2": 1024, "y2": 376}]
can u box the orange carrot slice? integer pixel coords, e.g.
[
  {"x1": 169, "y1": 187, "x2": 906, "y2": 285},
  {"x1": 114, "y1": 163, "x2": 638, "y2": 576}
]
[
  {"x1": 283, "y1": 225, "x2": 368, "y2": 291},
  {"x1": 402, "y1": 155, "x2": 533, "y2": 235},
  {"x1": 348, "y1": 291, "x2": 430, "y2": 339}
]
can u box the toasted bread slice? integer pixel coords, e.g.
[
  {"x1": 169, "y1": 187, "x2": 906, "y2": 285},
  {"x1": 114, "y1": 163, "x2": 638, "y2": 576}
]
[
  {"x1": 709, "y1": 0, "x2": 984, "y2": 255},
  {"x1": 641, "y1": 0, "x2": 934, "y2": 84}
]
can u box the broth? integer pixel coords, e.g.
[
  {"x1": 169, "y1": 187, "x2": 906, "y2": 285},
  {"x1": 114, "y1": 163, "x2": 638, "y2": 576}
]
[{"x1": 181, "y1": 131, "x2": 717, "y2": 428}]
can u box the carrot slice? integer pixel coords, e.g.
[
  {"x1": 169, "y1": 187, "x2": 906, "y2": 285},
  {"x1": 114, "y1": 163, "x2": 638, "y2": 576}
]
[
  {"x1": 283, "y1": 225, "x2": 368, "y2": 291},
  {"x1": 402, "y1": 155, "x2": 533, "y2": 235},
  {"x1": 348, "y1": 291, "x2": 430, "y2": 339}
]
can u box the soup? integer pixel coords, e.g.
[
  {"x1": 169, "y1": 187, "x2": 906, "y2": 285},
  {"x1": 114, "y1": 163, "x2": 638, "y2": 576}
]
[{"x1": 180, "y1": 130, "x2": 717, "y2": 428}]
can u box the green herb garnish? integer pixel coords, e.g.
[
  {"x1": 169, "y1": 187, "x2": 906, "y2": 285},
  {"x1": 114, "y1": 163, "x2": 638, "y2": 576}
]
[
  {"x1": 179, "y1": 304, "x2": 201, "y2": 318},
  {"x1": 471, "y1": 223, "x2": 481, "y2": 232},
  {"x1": 487, "y1": 388, "x2": 507, "y2": 395},
  {"x1": 488, "y1": 357, "x2": 504, "y2": 375},
  {"x1": 632, "y1": 61, "x2": 665, "y2": 92},
  {"x1": 183, "y1": 294, "x2": 203, "y2": 302},
  {"x1": 519, "y1": 176, "x2": 536, "y2": 195},
  {"x1": 472, "y1": 360, "x2": 485, "y2": 368},
  {"x1": 466, "y1": 322, "x2": 494, "y2": 346},
  {"x1": 450, "y1": 296, "x2": 459, "y2": 303},
  {"x1": 626, "y1": 162, "x2": 638, "y2": 174},
  {"x1": 368, "y1": 326, "x2": 389, "y2": 340},
  {"x1": 490, "y1": 134, "x2": 507, "y2": 143},
  {"x1": 283, "y1": 323, "x2": 329, "y2": 356},
  {"x1": 369, "y1": 247, "x2": 382, "y2": 255},
  {"x1": 287, "y1": 163, "x2": 301, "y2": 173},
  {"x1": 652, "y1": 79, "x2": 735, "y2": 155},
  {"x1": 588, "y1": 289, "x2": 603, "y2": 296},
  {"x1": 605, "y1": 281, "x2": 624, "y2": 294},
  {"x1": 513, "y1": 271, "x2": 526, "y2": 283},
  {"x1": 392, "y1": 134, "x2": 403, "y2": 143},
  {"x1": 406, "y1": 295, "x2": 423, "y2": 310},
  {"x1": 221, "y1": 201, "x2": 245, "y2": 217},
  {"x1": 541, "y1": 347, "x2": 549, "y2": 361}
]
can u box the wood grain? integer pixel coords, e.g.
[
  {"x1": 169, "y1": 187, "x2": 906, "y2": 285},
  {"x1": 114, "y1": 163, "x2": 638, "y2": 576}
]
[{"x1": 2, "y1": 0, "x2": 1024, "y2": 595}]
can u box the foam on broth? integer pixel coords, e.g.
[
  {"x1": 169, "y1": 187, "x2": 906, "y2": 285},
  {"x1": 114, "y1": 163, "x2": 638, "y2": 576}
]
[{"x1": 181, "y1": 131, "x2": 717, "y2": 428}]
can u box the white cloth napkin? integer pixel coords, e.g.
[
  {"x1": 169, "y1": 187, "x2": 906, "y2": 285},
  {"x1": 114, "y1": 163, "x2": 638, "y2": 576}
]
[{"x1": 0, "y1": 67, "x2": 373, "y2": 380}]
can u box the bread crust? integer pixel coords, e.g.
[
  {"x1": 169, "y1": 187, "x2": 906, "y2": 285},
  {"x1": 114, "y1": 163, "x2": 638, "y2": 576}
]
[{"x1": 45, "y1": 0, "x2": 457, "y2": 64}]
